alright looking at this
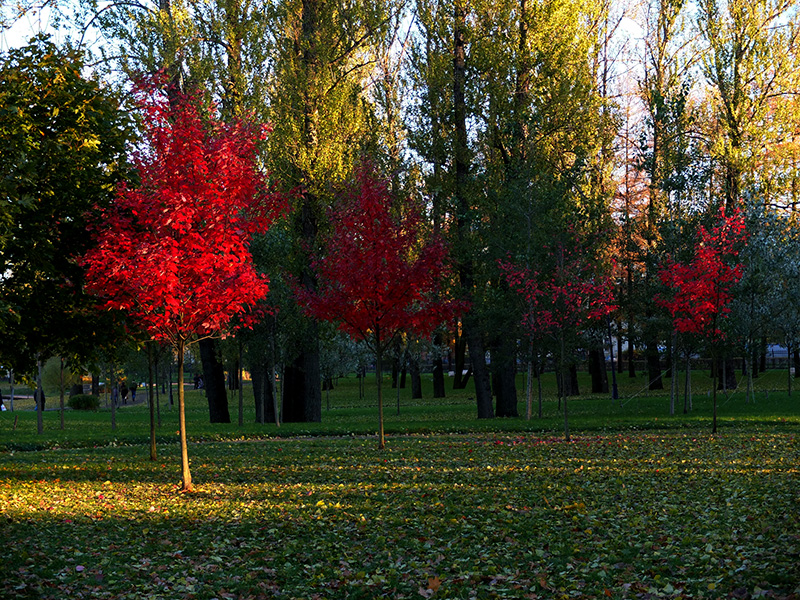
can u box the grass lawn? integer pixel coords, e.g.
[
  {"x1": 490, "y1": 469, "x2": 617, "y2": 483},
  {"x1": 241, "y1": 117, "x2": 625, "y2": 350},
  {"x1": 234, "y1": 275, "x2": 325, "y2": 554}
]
[{"x1": 1, "y1": 370, "x2": 798, "y2": 599}]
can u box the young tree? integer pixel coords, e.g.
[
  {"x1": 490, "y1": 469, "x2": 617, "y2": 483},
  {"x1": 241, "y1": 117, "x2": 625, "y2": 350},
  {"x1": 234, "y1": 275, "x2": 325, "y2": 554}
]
[
  {"x1": 83, "y1": 81, "x2": 282, "y2": 491},
  {"x1": 500, "y1": 239, "x2": 616, "y2": 440},
  {"x1": 658, "y1": 207, "x2": 746, "y2": 433},
  {"x1": 296, "y1": 166, "x2": 460, "y2": 448}
]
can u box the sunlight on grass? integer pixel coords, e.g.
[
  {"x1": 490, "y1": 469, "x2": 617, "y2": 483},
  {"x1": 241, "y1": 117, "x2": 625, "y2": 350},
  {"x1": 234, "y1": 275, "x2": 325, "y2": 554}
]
[{"x1": 2, "y1": 429, "x2": 798, "y2": 599}]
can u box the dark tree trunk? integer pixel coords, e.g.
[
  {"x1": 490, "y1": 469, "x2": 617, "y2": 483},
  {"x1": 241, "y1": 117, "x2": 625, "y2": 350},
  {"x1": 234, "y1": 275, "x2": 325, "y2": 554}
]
[
  {"x1": 557, "y1": 364, "x2": 580, "y2": 397},
  {"x1": 494, "y1": 360, "x2": 518, "y2": 417},
  {"x1": 760, "y1": 336, "x2": 767, "y2": 372},
  {"x1": 200, "y1": 338, "x2": 230, "y2": 423},
  {"x1": 399, "y1": 364, "x2": 407, "y2": 389},
  {"x1": 251, "y1": 360, "x2": 276, "y2": 424},
  {"x1": 491, "y1": 336, "x2": 518, "y2": 417},
  {"x1": 91, "y1": 374, "x2": 100, "y2": 396},
  {"x1": 464, "y1": 322, "x2": 493, "y2": 418},
  {"x1": 391, "y1": 357, "x2": 399, "y2": 389},
  {"x1": 717, "y1": 357, "x2": 737, "y2": 390},
  {"x1": 432, "y1": 333, "x2": 446, "y2": 397},
  {"x1": 453, "y1": 330, "x2": 468, "y2": 389},
  {"x1": 227, "y1": 360, "x2": 240, "y2": 390},
  {"x1": 627, "y1": 335, "x2": 636, "y2": 378},
  {"x1": 794, "y1": 349, "x2": 800, "y2": 378},
  {"x1": 646, "y1": 339, "x2": 663, "y2": 390},
  {"x1": 589, "y1": 348, "x2": 608, "y2": 394},
  {"x1": 409, "y1": 359, "x2": 422, "y2": 399},
  {"x1": 282, "y1": 337, "x2": 322, "y2": 423}
]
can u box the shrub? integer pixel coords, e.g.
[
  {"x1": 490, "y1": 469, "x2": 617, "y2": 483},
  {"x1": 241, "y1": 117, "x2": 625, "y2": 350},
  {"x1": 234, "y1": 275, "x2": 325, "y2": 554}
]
[{"x1": 67, "y1": 394, "x2": 100, "y2": 411}]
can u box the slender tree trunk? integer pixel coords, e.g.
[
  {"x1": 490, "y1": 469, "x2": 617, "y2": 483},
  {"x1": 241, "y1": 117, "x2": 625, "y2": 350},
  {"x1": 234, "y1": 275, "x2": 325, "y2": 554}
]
[
  {"x1": 177, "y1": 340, "x2": 192, "y2": 492},
  {"x1": 409, "y1": 359, "x2": 422, "y2": 399},
  {"x1": 9, "y1": 370, "x2": 15, "y2": 412},
  {"x1": 453, "y1": 330, "x2": 467, "y2": 389},
  {"x1": 59, "y1": 358, "x2": 65, "y2": 430},
  {"x1": 788, "y1": 342, "x2": 792, "y2": 397},
  {"x1": 238, "y1": 341, "x2": 244, "y2": 427},
  {"x1": 684, "y1": 353, "x2": 691, "y2": 414},
  {"x1": 607, "y1": 319, "x2": 619, "y2": 403},
  {"x1": 110, "y1": 368, "x2": 117, "y2": 431},
  {"x1": 670, "y1": 330, "x2": 677, "y2": 415},
  {"x1": 155, "y1": 352, "x2": 162, "y2": 427},
  {"x1": 712, "y1": 353, "x2": 718, "y2": 434},
  {"x1": 36, "y1": 357, "x2": 44, "y2": 435},
  {"x1": 526, "y1": 340, "x2": 534, "y2": 421},
  {"x1": 560, "y1": 334, "x2": 570, "y2": 442},
  {"x1": 537, "y1": 357, "x2": 543, "y2": 419},
  {"x1": 148, "y1": 342, "x2": 157, "y2": 461},
  {"x1": 432, "y1": 334, "x2": 446, "y2": 398},
  {"x1": 376, "y1": 328, "x2": 385, "y2": 449}
]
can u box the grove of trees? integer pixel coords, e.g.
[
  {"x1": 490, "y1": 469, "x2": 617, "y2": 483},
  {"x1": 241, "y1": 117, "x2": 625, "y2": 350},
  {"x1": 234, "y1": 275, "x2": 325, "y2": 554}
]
[{"x1": 2, "y1": 0, "x2": 800, "y2": 434}]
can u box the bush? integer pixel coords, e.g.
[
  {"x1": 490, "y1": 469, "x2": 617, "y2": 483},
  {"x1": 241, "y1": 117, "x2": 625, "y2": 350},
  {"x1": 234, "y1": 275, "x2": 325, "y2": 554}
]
[{"x1": 67, "y1": 394, "x2": 100, "y2": 411}]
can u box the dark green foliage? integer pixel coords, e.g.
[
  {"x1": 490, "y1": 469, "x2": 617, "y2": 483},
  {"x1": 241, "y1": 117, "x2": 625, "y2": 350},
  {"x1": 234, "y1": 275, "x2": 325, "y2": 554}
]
[
  {"x1": 66, "y1": 395, "x2": 100, "y2": 411},
  {"x1": 0, "y1": 35, "x2": 132, "y2": 373}
]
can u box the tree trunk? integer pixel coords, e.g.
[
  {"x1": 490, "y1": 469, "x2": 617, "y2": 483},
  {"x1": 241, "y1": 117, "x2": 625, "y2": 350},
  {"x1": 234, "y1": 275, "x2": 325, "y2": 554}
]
[
  {"x1": 177, "y1": 340, "x2": 192, "y2": 492},
  {"x1": 717, "y1": 357, "x2": 737, "y2": 390},
  {"x1": 58, "y1": 358, "x2": 65, "y2": 429},
  {"x1": 432, "y1": 333, "x2": 446, "y2": 398},
  {"x1": 794, "y1": 349, "x2": 800, "y2": 378},
  {"x1": 36, "y1": 357, "x2": 44, "y2": 434},
  {"x1": 669, "y1": 330, "x2": 677, "y2": 415},
  {"x1": 453, "y1": 329, "x2": 468, "y2": 389},
  {"x1": 466, "y1": 322, "x2": 493, "y2": 418},
  {"x1": 376, "y1": 329, "x2": 386, "y2": 449},
  {"x1": 557, "y1": 363, "x2": 580, "y2": 398},
  {"x1": 282, "y1": 335, "x2": 322, "y2": 423},
  {"x1": 493, "y1": 338, "x2": 518, "y2": 417},
  {"x1": 589, "y1": 347, "x2": 608, "y2": 393},
  {"x1": 252, "y1": 360, "x2": 276, "y2": 425},
  {"x1": 91, "y1": 373, "x2": 100, "y2": 396},
  {"x1": 238, "y1": 341, "x2": 244, "y2": 427},
  {"x1": 646, "y1": 339, "x2": 662, "y2": 390},
  {"x1": 110, "y1": 368, "x2": 116, "y2": 431},
  {"x1": 409, "y1": 358, "x2": 422, "y2": 399},
  {"x1": 199, "y1": 338, "x2": 230, "y2": 423},
  {"x1": 684, "y1": 353, "x2": 691, "y2": 413},
  {"x1": 148, "y1": 342, "x2": 157, "y2": 461}
]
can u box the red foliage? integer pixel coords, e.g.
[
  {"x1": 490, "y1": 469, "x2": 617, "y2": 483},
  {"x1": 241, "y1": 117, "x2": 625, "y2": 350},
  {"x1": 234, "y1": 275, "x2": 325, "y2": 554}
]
[
  {"x1": 83, "y1": 83, "x2": 283, "y2": 345},
  {"x1": 296, "y1": 165, "x2": 460, "y2": 350},
  {"x1": 657, "y1": 207, "x2": 746, "y2": 338},
  {"x1": 499, "y1": 242, "x2": 616, "y2": 338}
]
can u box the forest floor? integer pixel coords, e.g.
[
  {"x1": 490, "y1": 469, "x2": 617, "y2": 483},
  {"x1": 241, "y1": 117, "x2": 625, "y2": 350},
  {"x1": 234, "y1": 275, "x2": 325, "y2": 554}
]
[{"x1": 1, "y1": 372, "x2": 798, "y2": 599}]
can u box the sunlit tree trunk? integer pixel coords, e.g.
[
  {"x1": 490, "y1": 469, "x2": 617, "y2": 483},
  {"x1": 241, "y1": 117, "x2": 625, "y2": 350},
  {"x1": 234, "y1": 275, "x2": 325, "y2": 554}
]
[
  {"x1": 148, "y1": 342, "x2": 157, "y2": 461},
  {"x1": 177, "y1": 339, "x2": 192, "y2": 491}
]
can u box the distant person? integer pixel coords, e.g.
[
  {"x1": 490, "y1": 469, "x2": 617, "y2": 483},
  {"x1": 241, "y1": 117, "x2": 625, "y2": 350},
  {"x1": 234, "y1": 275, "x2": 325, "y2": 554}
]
[
  {"x1": 120, "y1": 382, "x2": 129, "y2": 405},
  {"x1": 0, "y1": 392, "x2": 6, "y2": 411},
  {"x1": 34, "y1": 387, "x2": 45, "y2": 411},
  {"x1": 130, "y1": 381, "x2": 138, "y2": 403}
]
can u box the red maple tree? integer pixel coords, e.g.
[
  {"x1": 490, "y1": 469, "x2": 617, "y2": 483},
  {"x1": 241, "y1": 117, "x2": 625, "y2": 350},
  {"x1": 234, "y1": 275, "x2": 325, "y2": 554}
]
[
  {"x1": 295, "y1": 165, "x2": 460, "y2": 448},
  {"x1": 658, "y1": 206, "x2": 746, "y2": 433},
  {"x1": 499, "y1": 240, "x2": 615, "y2": 439},
  {"x1": 83, "y1": 82, "x2": 283, "y2": 490}
]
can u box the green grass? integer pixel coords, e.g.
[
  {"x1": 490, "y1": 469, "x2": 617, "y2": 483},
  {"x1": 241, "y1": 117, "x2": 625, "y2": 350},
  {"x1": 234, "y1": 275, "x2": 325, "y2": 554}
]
[{"x1": 1, "y1": 371, "x2": 798, "y2": 599}]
